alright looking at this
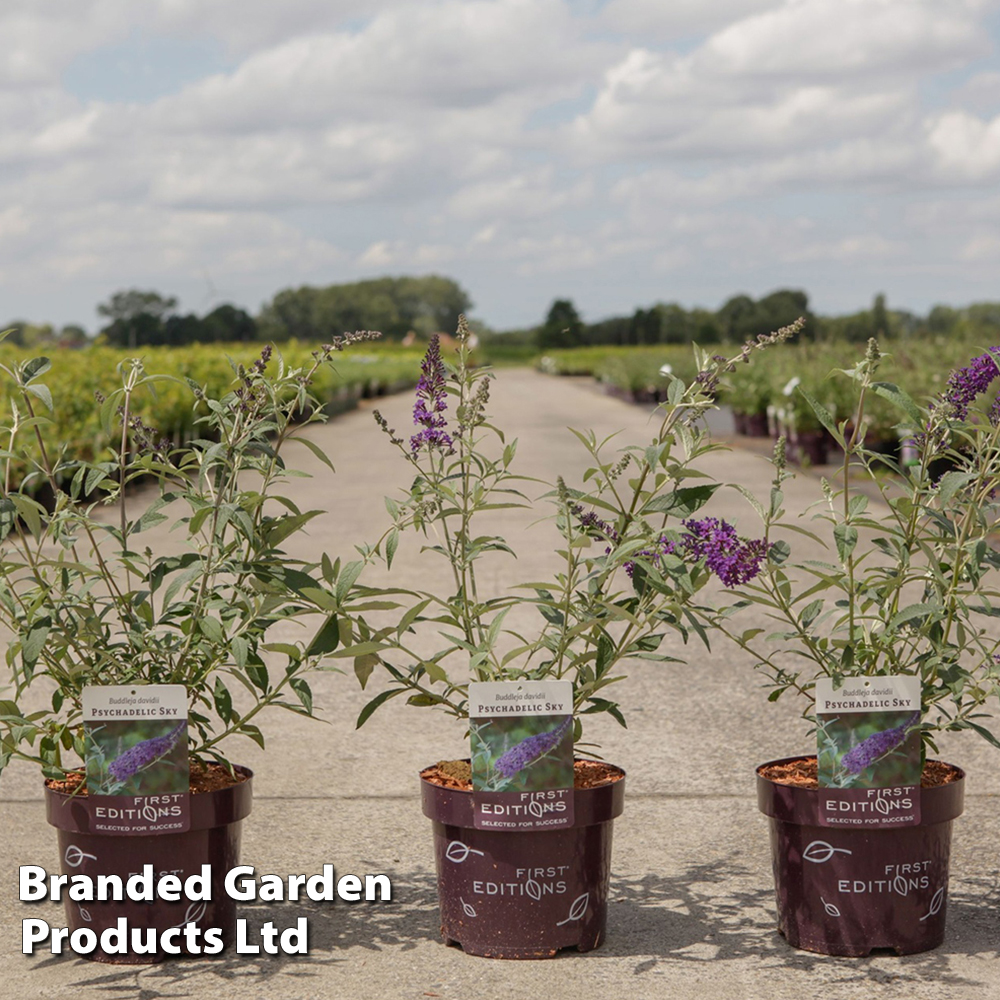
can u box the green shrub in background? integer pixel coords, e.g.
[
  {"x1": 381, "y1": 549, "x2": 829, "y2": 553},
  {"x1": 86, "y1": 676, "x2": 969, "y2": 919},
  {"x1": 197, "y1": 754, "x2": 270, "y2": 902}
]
[{"x1": 0, "y1": 340, "x2": 424, "y2": 496}]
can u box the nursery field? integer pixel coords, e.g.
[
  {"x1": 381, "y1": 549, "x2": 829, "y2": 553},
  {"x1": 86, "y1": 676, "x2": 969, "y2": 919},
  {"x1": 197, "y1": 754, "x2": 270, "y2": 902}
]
[
  {"x1": 537, "y1": 334, "x2": 989, "y2": 445},
  {"x1": 0, "y1": 341, "x2": 425, "y2": 494}
]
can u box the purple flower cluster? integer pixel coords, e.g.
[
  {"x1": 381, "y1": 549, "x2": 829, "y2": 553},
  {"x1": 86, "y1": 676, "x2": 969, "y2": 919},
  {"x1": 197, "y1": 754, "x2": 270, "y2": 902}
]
[
  {"x1": 942, "y1": 349, "x2": 1000, "y2": 421},
  {"x1": 410, "y1": 336, "x2": 454, "y2": 453},
  {"x1": 493, "y1": 716, "x2": 573, "y2": 779},
  {"x1": 627, "y1": 518, "x2": 769, "y2": 587},
  {"x1": 569, "y1": 503, "x2": 620, "y2": 544},
  {"x1": 840, "y1": 711, "x2": 920, "y2": 775},
  {"x1": 682, "y1": 518, "x2": 770, "y2": 586},
  {"x1": 107, "y1": 722, "x2": 186, "y2": 783}
]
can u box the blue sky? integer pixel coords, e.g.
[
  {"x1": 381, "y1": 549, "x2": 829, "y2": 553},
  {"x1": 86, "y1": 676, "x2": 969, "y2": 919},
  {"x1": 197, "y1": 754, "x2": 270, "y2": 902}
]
[{"x1": 2, "y1": 0, "x2": 999, "y2": 332}]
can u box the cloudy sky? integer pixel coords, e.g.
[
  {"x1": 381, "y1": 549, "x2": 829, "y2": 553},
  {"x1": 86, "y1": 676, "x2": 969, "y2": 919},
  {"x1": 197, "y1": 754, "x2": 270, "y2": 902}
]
[{"x1": 3, "y1": 0, "x2": 1000, "y2": 332}]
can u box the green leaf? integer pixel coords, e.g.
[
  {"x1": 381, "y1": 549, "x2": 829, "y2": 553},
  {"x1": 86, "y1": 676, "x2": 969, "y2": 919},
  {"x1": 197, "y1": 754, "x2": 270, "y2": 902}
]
[
  {"x1": 330, "y1": 641, "x2": 387, "y2": 658},
  {"x1": 10, "y1": 494, "x2": 44, "y2": 538},
  {"x1": 386, "y1": 528, "x2": 399, "y2": 570},
  {"x1": 21, "y1": 618, "x2": 51, "y2": 670},
  {"x1": 870, "y1": 381, "x2": 923, "y2": 424},
  {"x1": 306, "y1": 615, "x2": 341, "y2": 657},
  {"x1": 335, "y1": 560, "x2": 364, "y2": 604},
  {"x1": 199, "y1": 616, "x2": 225, "y2": 644},
  {"x1": 729, "y1": 483, "x2": 766, "y2": 524},
  {"x1": 292, "y1": 435, "x2": 335, "y2": 471},
  {"x1": 396, "y1": 598, "x2": 431, "y2": 637},
  {"x1": 796, "y1": 387, "x2": 843, "y2": 445},
  {"x1": 354, "y1": 652, "x2": 379, "y2": 689},
  {"x1": 289, "y1": 678, "x2": 313, "y2": 714},
  {"x1": 21, "y1": 357, "x2": 51, "y2": 383},
  {"x1": 24, "y1": 383, "x2": 53, "y2": 412},
  {"x1": 833, "y1": 523, "x2": 858, "y2": 562},
  {"x1": 265, "y1": 510, "x2": 323, "y2": 547},
  {"x1": 247, "y1": 662, "x2": 270, "y2": 692},
  {"x1": 936, "y1": 471, "x2": 976, "y2": 504},
  {"x1": 231, "y1": 636, "x2": 249, "y2": 669},
  {"x1": 213, "y1": 679, "x2": 233, "y2": 724},
  {"x1": 357, "y1": 688, "x2": 403, "y2": 728},
  {"x1": 644, "y1": 485, "x2": 720, "y2": 517},
  {"x1": 888, "y1": 603, "x2": 938, "y2": 630},
  {"x1": 421, "y1": 660, "x2": 449, "y2": 685}
]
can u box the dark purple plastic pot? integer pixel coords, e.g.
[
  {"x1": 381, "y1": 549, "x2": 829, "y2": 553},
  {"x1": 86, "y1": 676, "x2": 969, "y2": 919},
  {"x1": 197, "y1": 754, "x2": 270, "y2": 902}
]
[
  {"x1": 44, "y1": 767, "x2": 253, "y2": 964},
  {"x1": 757, "y1": 756, "x2": 964, "y2": 956},
  {"x1": 789, "y1": 430, "x2": 830, "y2": 466},
  {"x1": 421, "y1": 764, "x2": 625, "y2": 959}
]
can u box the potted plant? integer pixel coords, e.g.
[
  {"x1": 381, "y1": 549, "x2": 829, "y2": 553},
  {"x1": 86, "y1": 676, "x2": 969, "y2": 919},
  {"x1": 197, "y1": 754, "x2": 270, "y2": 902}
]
[
  {"x1": 0, "y1": 331, "x2": 378, "y2": 963},
  {"x1": 717, "y1": 339, "x2": 1000, "y2": 956},
  {"x1": 343, "y1": 318, "x2": 801, "y2": 958}
]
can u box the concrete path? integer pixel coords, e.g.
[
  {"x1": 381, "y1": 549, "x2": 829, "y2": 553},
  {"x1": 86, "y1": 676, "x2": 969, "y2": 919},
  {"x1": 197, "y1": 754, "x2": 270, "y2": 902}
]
[{"x1": 2, "y1": 369, "x2": 999, "y2": 999}]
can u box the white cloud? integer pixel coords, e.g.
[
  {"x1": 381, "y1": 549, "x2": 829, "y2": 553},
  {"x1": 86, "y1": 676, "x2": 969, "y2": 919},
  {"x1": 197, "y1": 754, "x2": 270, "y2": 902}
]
[
  {"x1": 600, "y1": 0, "x2": 778, "y2": 40},
  {"x1": 698, "y1": 0, "x2": 986, "y2": 80},
  {"x1": 0, "y1": 0, "x2": 999, "y2": 328},
  {"x1": 927, "y1": 111, "x2": 1000, "y2": 181}
]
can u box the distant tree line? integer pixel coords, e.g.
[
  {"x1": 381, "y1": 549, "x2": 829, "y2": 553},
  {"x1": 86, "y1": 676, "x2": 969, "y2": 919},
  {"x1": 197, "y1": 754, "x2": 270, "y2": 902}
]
[
  {"x1": 8, "y1": 276, "x2": 1000, "y2": 351},
  {"x1": 3, "y1": 275, "x2": 472, "y2": 349},
  {"x1": 531, "y1": 290, "x2": 1000, "y2": 350}
]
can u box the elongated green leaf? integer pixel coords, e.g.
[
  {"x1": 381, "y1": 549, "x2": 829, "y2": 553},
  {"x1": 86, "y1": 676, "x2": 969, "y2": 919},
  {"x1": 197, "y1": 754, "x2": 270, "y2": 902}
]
[
  {"x1": 306, "y1": 615, "x2": 340, "y2": 656},
  {"x1": 357, "y1": 688, "x2": 403, "y2": 728},
  {"x1": 335, "y1": 561, "x2": 364, "y2": 604},
  {"x1": 289, "y1": 677, "x2": 313, "y2": 714},
  {"x1": 871, "y1": 381, "x2": 923, "y2": 424},
  {"x1": 292, "y1": 435, "x2": 335, "y2": 471},
  {"x1": 213, "y1": 678, "x2": 233, "y2": 723},
  {"x1": 888, "y1": 603, "x2": 938, "y2": 630},
  {"x1": 833, "y1": 523, "x2": 858, "y2": 562},
  {"x1": 796, "y1": 387, "x2": 843, "y2": 445}
]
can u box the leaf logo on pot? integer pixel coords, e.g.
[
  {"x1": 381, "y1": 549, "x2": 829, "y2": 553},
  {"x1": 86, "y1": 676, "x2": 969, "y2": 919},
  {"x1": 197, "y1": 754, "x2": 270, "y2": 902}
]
[
  {"x1": 803, "y1": 841, "x2": 852, "y2": 864},
  {"x1": 79, "y1": 906, "x2": 92, "y2": 923},
  {"x1": 919, "y1": 887, "x2": 945, "y2": 922},
  {"x1": 64, "y1": 845, "x2": 97, "y2": 868},
  {"x1": 556, "y1": 893, "x2": 590, "y2": 926},
  {"x1": 445, "y1": 841, "x2": 485, "y2": 864},
  {"x1": 171, "y1": 901, "x2": 208, "y2": 929},
  {"x1": 820, "y1": 897, "x2": 842, "y2": 918},
  {"x1": 460, "y1": 897, "x2": 478, "y2": 918},
  {"x1": 525, "y1": 879, "x2": 542, "y2": 901}
]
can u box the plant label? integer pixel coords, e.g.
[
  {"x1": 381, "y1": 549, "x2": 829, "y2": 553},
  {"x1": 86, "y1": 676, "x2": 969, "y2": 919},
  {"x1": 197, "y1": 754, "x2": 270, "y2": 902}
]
[
  {"x1": 815, "y1": 676, "x2": 922, "y2": 828},
  {"x1": 468, "y1": 680, "x2": 574, "y2": 831},
  {"x1": 81, "y1": 684, "x2": 190, "y2": 835}
]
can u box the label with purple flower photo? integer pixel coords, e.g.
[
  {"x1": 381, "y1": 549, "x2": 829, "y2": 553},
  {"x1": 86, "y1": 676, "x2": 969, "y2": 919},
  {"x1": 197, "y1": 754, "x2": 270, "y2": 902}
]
[
  {"x1": 82, "y1": 684, "x2": 190, "y2": 835},
  {"x1": 815, "y1": 676, "x2": 922, "y2": 828},
  {"x1": 468, "y1": 681, "x2": 574, "y2": 831}
]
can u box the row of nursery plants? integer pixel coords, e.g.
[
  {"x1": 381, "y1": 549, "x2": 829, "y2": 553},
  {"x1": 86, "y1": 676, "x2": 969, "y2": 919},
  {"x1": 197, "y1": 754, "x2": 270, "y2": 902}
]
[
  {"x1": 0, "y1": 339, "x2": 424, "y2": 498},
  {"x1": 541, "y1": 334, "x2": 1000, "y2": 456},
  {"x1": 3, "y1": 319, "x2": 1000, "y2": 961}
]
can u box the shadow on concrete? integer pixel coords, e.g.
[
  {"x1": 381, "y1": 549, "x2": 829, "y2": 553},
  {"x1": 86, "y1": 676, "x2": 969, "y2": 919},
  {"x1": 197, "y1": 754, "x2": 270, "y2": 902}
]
[{"x1": 603, "y1": 857, "x2": 1000, "y2": 988}]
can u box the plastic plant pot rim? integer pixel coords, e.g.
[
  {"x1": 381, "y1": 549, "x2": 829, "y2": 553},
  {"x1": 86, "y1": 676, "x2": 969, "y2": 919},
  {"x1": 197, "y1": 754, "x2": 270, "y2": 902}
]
[
  {"x1": 45, "y1": 764, "x2": 254, "y2": 834},
  {"x1": 420, "y1": 760, "x2": 626, "y2": 828},
  {"x1": 756, "y1": 755, "x2": 965, "y2": 827}
]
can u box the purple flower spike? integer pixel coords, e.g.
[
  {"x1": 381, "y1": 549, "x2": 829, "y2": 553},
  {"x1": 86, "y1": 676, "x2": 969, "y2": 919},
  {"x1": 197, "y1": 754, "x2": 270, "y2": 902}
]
[
  {"x1": 680, "y1": 517, "x2": 769, "y2": 586},
  {"x1": 942, "y1": 349, "x2": 1000, "y2": 421},
  {"x1": 106, "y1": 722, "x2": 186, "y2": 783},
  {"x1": 840, "y1": 711, "x2": 920, "y2": 775},
  {"x1": 410, "y1": 335, "x2": 454, "y2": 453},
  {"x1": 493, "y1": 716, "x2": 573, "y2": 779}
]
